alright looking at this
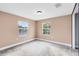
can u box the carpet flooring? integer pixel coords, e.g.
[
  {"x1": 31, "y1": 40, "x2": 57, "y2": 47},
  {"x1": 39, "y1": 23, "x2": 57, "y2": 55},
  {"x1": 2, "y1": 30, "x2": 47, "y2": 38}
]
[{"x1": 0, "y1": 40, "x2": 78, "y2": 56}]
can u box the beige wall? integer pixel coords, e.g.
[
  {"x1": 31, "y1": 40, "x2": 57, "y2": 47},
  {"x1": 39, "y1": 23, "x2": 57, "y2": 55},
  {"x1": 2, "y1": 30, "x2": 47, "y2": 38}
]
[
  {"x1": 36, "y1": 15, "x2": 71, "y2": 44},
  {"x1": 0, "y1": 11, "x2": 72, "y2": 48},
  {"x1": 0, "y1": 11, "x2": 35, "y2": 48}
]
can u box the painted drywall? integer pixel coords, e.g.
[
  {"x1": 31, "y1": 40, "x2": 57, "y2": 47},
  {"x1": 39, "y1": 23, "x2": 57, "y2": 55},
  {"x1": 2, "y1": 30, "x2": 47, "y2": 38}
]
[
  {"x1": 36, "y1": 15, "x2": 71, "y2": 45},
  {"x1": 0, "y1": 11, "x2": 35, "y2": 48},
  {"x1": 0, "y1": 11, "x2": 72, "y2": 48}
]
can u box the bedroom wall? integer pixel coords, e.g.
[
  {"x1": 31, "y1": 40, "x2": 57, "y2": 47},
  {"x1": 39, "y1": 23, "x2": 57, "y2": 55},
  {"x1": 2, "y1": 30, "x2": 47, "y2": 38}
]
[
  {"x1": 36, "y1": 15, "x2": 72, "y2": 45},
  {"x1": 0, "y1": 11, "x2": 35, "y2": 48},
  {"x1": 0, "y1": 11, "x2": 72, "y2": 48}
]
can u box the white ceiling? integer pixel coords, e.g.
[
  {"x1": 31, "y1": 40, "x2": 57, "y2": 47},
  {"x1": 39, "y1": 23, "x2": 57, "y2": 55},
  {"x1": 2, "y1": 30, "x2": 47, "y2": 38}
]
[{"x1": 0, "y1": 3, "x2": 75, "y2": 20}]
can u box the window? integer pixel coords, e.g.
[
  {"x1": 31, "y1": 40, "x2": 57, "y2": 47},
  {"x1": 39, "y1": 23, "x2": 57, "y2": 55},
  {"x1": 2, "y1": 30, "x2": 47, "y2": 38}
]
[
  {"x1": 18, "y1": 21, "x2": 29, "y2": 35},
  {"x1": 42, "y1": 23, "x2": 50, "y2": 34}
]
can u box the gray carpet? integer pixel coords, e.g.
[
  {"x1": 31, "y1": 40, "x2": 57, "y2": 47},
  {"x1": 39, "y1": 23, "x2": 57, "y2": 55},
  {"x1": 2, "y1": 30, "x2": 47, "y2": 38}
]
[{"x1": 0, "y1": 40, "x2": 78, "y2": 56}]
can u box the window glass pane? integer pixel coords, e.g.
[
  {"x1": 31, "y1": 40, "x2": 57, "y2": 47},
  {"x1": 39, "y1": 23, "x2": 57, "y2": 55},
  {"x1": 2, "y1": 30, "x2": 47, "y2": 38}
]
[
  {"x1": 42, "y1": 23, "x2": 50, "y2": 34},
  {"x1": 18, "y1": 21, "x2": 29, "y2": 35}
]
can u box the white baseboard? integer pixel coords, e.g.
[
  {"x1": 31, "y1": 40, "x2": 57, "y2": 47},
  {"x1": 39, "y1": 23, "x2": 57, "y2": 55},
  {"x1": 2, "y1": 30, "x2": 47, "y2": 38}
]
[
  {"x1": 0, "y1": 39, "x2": 35, "y2": 51},
  {"x1": 38, "y1": 38, "x2": 71, "y2": 47},
  {"x1": 0, "y1": 38, "x2": 71, "y2": 51}
]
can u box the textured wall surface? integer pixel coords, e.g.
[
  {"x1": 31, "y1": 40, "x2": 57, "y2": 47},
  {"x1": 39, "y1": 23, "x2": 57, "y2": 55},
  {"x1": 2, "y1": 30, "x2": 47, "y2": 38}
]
[
  {"x1": 0, "y1": 11, "x2": 35, "y2": 48},
  {"x1": 36, "y1": 15, "x2": 71, "y2": 45}
]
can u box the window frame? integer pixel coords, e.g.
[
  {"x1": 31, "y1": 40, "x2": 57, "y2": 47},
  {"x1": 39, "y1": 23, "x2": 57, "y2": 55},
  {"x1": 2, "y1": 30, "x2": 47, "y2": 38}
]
[
  {"x1": 18, "y1": 21, "x2": 29, "y2": 36},
  {"x1": 42, "y1": 23, "x2": 50, "y2": 35}
]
